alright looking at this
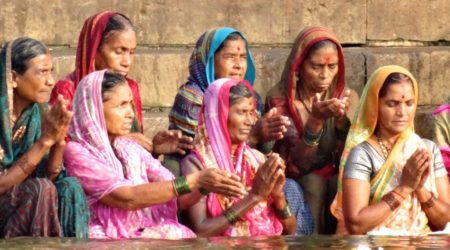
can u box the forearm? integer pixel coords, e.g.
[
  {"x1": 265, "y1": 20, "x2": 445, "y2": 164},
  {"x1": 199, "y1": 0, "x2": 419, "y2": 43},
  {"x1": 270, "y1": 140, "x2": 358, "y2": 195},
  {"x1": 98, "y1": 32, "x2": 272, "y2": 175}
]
[
  {"x1": 194, "y1": 193, "x2": 262, "y2": 237},
  {"x1": 415, "y1": 188, "x2": 450, "y2": 229},
  {"x1": 272, "y1": 196, "x2": 296, "y2": 235},
  {"x1": 0, "y1": 138, "x2": 52, "y2": 194},
  {"x1": 177, "y1": 190, "x2": 203, "y2": 210},
  {"x1": 46, "y1": 142, "x2": 65, "y2": 181},
  {"x1": 291, "y1": 117, "x2": 323, "y2": 171}
]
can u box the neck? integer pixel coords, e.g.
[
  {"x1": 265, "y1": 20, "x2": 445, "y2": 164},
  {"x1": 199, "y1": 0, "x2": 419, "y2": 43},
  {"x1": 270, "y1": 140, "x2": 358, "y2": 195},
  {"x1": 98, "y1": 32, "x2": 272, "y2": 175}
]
[
  {"x1": 231, "y1": 144, "x2": 238, "y2": 153},
  {"x1": 12, "y1": 93, "x2": 32, "y2": 122},
  {"x1": 299, "y1": 85, "x2": 324, "y2": 103},
  {"x1": 376, "y1": 129, "x2": 400, "y2": 146}
]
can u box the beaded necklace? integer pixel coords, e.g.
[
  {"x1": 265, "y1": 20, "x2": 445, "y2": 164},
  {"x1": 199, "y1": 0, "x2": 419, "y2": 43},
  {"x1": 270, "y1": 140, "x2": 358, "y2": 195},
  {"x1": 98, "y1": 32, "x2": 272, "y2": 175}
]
[{"x1": 376, "y1": 135, "x2": 391, "y2": 159}]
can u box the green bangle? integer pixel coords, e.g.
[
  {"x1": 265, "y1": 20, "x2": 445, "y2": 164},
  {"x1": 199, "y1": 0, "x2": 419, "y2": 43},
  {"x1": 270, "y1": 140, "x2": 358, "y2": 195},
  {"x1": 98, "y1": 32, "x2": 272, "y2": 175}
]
[
  {"x1": 223, "y1": 207, "x2": 239, "y2": 224},
  {"x1": 199, "y1": 187, "x2": 210, "y2": 196},
  {"x1": 275, "y1": 202, "x2": 293, "y2": 219},
  {"x1": 173, "y1": 176, "x2": 191, "y2": 196},
  {"x1": 303, "y1": 128, "x2": 322, "y2": 146}
]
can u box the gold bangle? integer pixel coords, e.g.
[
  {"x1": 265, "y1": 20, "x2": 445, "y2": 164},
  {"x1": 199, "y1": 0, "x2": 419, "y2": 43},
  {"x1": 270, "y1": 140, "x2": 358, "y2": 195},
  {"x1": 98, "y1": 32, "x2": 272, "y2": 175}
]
[
  {"x1": 274, "y1": 201, "x2": 293, "y2": 219},
  {"x1": 420, "y1": 192, "x2": 436, "y2": 209},
  {"x1": 47, "y1": 164, "x2": 63, "y2": 175},
  {"x1": 381, "y1": 192, "x2": 401, "y2": 211},
  {"x1": 19, "y1": 164, "x2": 32, "y2": 175}
]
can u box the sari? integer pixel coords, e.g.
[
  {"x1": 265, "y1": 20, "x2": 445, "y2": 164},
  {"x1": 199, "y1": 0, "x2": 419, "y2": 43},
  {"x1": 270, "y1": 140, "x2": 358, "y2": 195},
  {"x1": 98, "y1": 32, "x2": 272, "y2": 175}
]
[
  {"x1": 49, "y1": 11, "x2": 143, "y2": 132},
  {"x1": 185, "y1": 78, "x2": 283, "y2": 236},
  {"x1": 432, "y1": 98, "x2": 450, "y2": 179},
  {"x1": 64, "y1": 70, "x2": 194, "y2": 239},
  {"x1": 331, "y1": 65, "x2": 444, "y2": 235},
  {"x1": 0, "y1": 40, "x2": 62, "y2": 237}
]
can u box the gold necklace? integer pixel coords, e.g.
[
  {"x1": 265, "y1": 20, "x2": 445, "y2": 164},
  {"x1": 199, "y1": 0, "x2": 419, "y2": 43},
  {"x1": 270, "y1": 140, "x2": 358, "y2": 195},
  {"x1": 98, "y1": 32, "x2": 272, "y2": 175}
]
[{"x1": 376, "y1": 135, "x2": 391, "y2": 159}]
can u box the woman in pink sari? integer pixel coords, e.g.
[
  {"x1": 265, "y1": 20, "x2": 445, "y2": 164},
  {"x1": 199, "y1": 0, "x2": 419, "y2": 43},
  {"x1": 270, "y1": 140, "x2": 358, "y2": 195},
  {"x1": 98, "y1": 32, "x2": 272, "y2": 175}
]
[
  {"x1": 432, "y1": 98, "x2": 450, "y2": 180},
  {"x1": 181, "y1": 79, "x2": 296, "y2": 236},
  {"x1": 64, "y1": 70, "x2": 246, "y2": 239}
]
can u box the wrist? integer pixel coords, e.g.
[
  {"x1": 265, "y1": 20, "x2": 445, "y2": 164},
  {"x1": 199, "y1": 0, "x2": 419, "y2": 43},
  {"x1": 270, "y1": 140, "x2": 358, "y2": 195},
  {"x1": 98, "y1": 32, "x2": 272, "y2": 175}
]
[
  {"x1": 38, "y1": 136, "x2": 55, "y2": 148},
  {"x1": 306, "y1": 116, "x2": 324, "y2": 134},
  {"x1": 272, "y1": 194, "x2": 287, "y2": 210},
  {"x1": 395, "y1": 185, "x2": 414, "y2": 197},
  {"x1": 247, "y1": 191, "x2": 264, "y2": 204},
  {"x1": 185, "y1": 173, "x2": 200, "y2": 191}
]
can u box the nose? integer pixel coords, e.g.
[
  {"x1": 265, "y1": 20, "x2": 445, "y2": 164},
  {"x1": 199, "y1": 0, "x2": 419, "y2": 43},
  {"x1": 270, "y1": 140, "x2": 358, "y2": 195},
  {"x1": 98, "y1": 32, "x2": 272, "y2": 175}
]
[
  {"x1": 126, "y1": 104, "x2": 135, "y2": 119},
  {"x1": 121, "y1": 53, "x2": 132, "y2": 68},
  {"x1": 396, "y1": 103, "x2": 406, "y2": 116},
  {"x1": 319, "y1": 67, "x2": 330, "y2": 79},
  {"x1": 46, "y1": 74, "x2": 55, "y2": 87}
]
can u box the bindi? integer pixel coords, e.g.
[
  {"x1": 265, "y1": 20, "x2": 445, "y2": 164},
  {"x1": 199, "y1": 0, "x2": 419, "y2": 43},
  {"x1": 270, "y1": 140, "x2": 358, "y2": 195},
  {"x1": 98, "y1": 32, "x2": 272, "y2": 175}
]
[
  {"x1": 237, "y1": 46, "x2": 241, "y2": 51},
  {"x1": 324, "y1": 56, "x2": 331, "y2": 64},
  {"x1": 401, "y1": 95, "x2": 405, "y2": 99}
]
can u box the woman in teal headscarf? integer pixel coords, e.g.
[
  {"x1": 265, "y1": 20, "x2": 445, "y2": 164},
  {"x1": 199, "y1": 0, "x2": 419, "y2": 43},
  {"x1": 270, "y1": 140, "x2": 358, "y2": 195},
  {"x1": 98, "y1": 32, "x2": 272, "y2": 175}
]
[
  {"x1": 0, "y1": 37, "x2": 89, "y2": 238},
  {"x1": 167, "y1": 27, "x2": 289, "y2": 176}
]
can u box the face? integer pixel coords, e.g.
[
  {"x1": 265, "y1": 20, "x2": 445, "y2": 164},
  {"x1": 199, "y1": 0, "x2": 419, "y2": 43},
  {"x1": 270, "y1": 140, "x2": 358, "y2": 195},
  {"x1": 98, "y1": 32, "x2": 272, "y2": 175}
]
[
  {"x1": 13, "y1": 53, "x2": 55, "y2": 104},
  {"x1": 299, "y1": 45, "x2": 338, "y2": 94},
  {"x1": 214, "y1": 38, "x2": 247, "y2": 80},
  {"x1": 377, "y1": 81, "x2": 416, "y2": 136},
  {"x1": 227, "y1": 97, "x2": 255, "y2": 144},
  {"x1": 103, "y1": 83, "x2": 135, "y2": 141},
  {"x1": 95, "y1": 29, "x2": 137, "y2": 77}
]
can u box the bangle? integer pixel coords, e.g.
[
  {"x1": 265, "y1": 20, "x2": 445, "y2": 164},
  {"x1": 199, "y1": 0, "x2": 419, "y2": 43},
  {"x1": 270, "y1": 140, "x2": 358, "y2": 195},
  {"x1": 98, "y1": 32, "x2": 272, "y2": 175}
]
[
  {"x1": 420, "y1": 192, "x2": 436, "y2": 209},
  {"x1": 19, "y1": 164, "x2": 32, "y2": 175},
  {"x1": 274, "y1": 201, "x2": 293, "y2": 219},
  {"x1": 381, "y1": 192, "x2": 401, "y2": 211},
  {"x1": 199, "y1": 187, "x2": 210, "y2": 196},
  {"x1": 47, "y1": 164, "x2": 64, "y2": 175},
  {"x1": 173, "y1": 176, "x2": 191, "y2": 196},
  {"x1": 391, "y1": 189, "x2": 406, "y2": 200},
  {"x1": 303, "y1": 128, "x2": 323, "y2": 146},
  {"x1": 223, "y1": 207, "x2": 239, "y2": 224}
]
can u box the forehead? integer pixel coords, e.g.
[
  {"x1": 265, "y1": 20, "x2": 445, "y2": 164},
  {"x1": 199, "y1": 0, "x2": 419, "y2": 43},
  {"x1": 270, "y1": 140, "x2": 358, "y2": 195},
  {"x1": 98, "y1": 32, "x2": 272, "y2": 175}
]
[
  {"x1": 27, "y1": 53, "x2": 53, "y2": 68},
  {"x1": 104, "y1": 83, "x2": 132, "y2": 101},
  {"x1": 219, "y1": 38, "x2": 247, "y2": 53},
  {"x1": 230, "y1": 96, "x2": 255, "y2": 109},
  {"x1": 382, "y1": 82, "x2": 415, "y2": 98},
  {"x1": 306, "y1": 46, "x2": 338, "y2": 62},
  {"x1": 104, "y1": 29, "x2": 136, "y2": 47}
]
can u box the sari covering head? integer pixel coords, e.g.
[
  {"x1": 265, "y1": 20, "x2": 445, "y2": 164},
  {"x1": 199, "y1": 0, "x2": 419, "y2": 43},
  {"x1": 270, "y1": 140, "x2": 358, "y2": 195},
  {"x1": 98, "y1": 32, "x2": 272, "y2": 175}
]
[
  {"x1": 191, "y1": 78, "x2": 283, "y2": 236},
  {"x1": 266, "y1": 26, "x2": 346, "y2": 135},
  {"x1": 331, "y1": 65, "x2": 438, "y2": 235},
  {"x1": 64, "y1": 70, "x2": 194, "y2": 239},
  {"x1": 432, "y1": 98, "x2": 450, "y2": 178},
  {"x1": 169, "y1": 27, "x2": 258, "y2": 138},
  {"x1": 49, "y1": 10, "x2": 143, "y2": 132}
]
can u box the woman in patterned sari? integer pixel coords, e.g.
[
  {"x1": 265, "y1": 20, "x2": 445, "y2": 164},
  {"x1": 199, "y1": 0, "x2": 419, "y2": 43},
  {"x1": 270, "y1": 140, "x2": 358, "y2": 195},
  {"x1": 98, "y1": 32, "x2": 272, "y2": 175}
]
[
  {"x1": 432, "y1": 97, "x2": 450, "y2": 180},
  {"x1": 64, "y1": 70, "x2": 247, "y2": 239},
  {"x1": 331, "y1": 65, "x2": 450, "y2": 235},
  {"x1": 0, "y1": 37, "x2": 83, "y2": 238},
  {"x1": 181, "y1": 78, "x2": 297, "y2": 236}
]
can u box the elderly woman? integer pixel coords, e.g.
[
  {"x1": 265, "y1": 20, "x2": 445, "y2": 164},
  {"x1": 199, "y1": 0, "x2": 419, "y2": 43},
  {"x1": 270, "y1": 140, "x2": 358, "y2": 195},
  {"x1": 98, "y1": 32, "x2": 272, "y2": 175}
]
[
  {"x1": 50, "y1": 11, "x2": 190, "y2": 156},
  {"x1": 331, "y1": 65, "x2": 450, "y2": 235},
  {"x1": 181, "y1": 79, "x2": 297, "y2": 236},
  {"x1": 64, "y1": 70, "x2": 247, "y2": 239},
  {"x1": 0, "y1": 37, "x2": 87, "y2": 237},
  {"x1": 432, "y1": 97, "x2": 450, "y2": 180},
  {"x1": 266, "y1": 26, "x2": 356, "y2": 234},
  {"x1": 167, "y1": 27, "x2": 290, "y2": 176}
]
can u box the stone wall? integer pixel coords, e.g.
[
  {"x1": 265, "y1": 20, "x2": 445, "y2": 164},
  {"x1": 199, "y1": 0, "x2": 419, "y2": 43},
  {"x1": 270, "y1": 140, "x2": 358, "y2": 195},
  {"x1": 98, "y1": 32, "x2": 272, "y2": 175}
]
[{"x1": 1, "y1": 0, "x2": 449, "y2": 139}]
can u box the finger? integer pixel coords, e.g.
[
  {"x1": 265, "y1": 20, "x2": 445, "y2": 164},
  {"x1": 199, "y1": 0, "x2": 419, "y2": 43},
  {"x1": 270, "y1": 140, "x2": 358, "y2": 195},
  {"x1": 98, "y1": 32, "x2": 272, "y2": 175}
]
[
  {"x1": 175, "y1": 148, "x2": 187, "y2": 155},
  {"x1": 178, "y1": 142, "x2": 194, "y2": 150},
  {"x1": 265, "y1": 107, "x2": 276, "y2": 119}
]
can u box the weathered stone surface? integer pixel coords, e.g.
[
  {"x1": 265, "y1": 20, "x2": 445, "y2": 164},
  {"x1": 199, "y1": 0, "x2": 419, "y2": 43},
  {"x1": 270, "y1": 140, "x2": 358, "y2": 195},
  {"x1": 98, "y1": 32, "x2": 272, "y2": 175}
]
[
  {"x1": 367, "y1": 0, "x2": 450, "y2": 41},
  {"x1": 143, "y1": 111, "x2": 170, "y2": 139},
  {"x1": 0, "y1": 0, "x2": 366, "y2": 45},
  {"x1": 414, "y1": 106, "x2": 437, "y2": 140},
  {"x1": 429, "y1": 50, "x2": 450, "y2": 106}
]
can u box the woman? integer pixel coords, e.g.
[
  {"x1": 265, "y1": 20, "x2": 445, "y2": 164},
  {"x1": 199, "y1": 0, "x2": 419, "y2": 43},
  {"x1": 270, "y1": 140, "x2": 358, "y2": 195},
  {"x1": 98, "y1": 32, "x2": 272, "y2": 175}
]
[
  {"x1": 50, "y1": 11, "x2": 188, "y2": 155},
  {"x1": 181, "y1": 78, "x2": 297, "y2": 237},
  {"x1": 266, "y1": 26, "x2": 355, "y2": 233},
  {"x1": 64, "y1": 70, "x2": 247, "y2": 239},
  {"x1": 167, "y1": 27, "x2": 290, "y2": 176},
  {"x1": 0, "y1": 37, "x2": 88, "y2": 238},
  {"x1": 331, "y1": 65, "x2": 450, "y2": 235},
  {"x1": 432, "y1": 97, "x2": 450, "y2": 179}
]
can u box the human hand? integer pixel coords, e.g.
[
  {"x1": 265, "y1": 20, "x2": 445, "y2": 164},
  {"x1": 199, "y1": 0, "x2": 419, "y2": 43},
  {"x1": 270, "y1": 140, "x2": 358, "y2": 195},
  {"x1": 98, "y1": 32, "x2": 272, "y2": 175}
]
[
  {"x1": 270, "y1": 155, "x2": 287, "y2": 200},
  {"x1": 250, "y1": 108, "x2": 290, "y2": 143},
  {"x1": 335, "y1": 89, "x2": 351, "y2": 123},
  {"x1": 400, "y1": 148, "x2": 430, "y2": 192},
  {"x1": 251, "y1": 153, "x2": 285, "y2": 199},
  {"x1": 124, "y1": 133, "x2": 153, "y2": 152},
  {"x1": 310, "y1": 93, "x2": 345, "y2": 122},
  {"x1": 153, "y1": 130, "x2": 194, "y2": 155},
  {"x1": 194, "y1": 168, "x2": 246, "y2": 198},
  {"x1": 41, "y1": 95, "x2": 73, "y2": 146}
]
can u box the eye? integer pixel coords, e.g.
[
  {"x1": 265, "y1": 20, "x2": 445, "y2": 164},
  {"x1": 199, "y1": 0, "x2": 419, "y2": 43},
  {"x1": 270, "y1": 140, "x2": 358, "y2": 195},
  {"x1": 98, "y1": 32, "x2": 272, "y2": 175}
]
[{"x1": 329, "y1": 64, "x2": 337, "y2": 70}]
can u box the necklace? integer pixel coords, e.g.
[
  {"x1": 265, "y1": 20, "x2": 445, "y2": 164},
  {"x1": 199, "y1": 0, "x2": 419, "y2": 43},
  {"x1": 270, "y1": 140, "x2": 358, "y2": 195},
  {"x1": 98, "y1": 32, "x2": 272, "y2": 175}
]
[
  {"x1": 376, "y1": 135, "x2": 391, "y2": 159},
  {"x1": 299, "y1": 97, "x2": 312, "y2": 114}
]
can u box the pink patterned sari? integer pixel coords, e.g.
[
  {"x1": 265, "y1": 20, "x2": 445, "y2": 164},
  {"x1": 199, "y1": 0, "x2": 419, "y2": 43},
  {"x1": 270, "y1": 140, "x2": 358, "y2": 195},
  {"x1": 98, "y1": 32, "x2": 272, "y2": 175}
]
[
  {"x1": 191, "y1": 78, "x2": 283, "y2": 236},
  {"x1": 64, "y1": 70, "x2": 195, "y2": 239}
]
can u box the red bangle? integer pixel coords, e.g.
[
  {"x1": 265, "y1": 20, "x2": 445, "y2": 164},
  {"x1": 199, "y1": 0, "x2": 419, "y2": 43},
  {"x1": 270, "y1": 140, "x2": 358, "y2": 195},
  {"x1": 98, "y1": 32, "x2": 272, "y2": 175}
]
[
  {"x1": 391, "y1": 189, "x2": 406, "y2": 200},
  {"x1": 381, "y1": 192, "x2": 401, "y2": 211}
]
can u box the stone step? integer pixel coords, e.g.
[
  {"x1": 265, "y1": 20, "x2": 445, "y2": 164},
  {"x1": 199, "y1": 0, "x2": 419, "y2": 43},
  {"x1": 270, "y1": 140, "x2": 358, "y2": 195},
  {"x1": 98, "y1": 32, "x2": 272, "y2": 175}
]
[{"x1": 51, "y1": 46, "x2": 450, "y2": 108}]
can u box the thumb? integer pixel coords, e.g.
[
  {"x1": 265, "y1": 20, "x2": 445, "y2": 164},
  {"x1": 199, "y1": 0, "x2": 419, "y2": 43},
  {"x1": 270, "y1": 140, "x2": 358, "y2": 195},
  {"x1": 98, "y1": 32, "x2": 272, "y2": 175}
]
[
  {"x1": 265, "y1": 107, "x2": 276, "y2": 118},
  {"x1": 313, "y1": 93, "x2": 321, "y2": 105}
]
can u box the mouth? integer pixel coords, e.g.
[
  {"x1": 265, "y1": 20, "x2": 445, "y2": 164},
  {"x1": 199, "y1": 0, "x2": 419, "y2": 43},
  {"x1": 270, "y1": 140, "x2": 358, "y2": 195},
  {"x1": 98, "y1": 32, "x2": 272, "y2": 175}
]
[
  {"x1": 114, "y1": 71, "x2": 128, "y2": 76},
  {"x1": 229, "y1": 74, "x2": 243, "y2": 79}
]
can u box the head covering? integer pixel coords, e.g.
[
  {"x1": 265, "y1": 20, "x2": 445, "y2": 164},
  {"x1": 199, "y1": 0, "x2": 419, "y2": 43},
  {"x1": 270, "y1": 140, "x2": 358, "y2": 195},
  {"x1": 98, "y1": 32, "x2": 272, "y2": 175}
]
[
  {"x1": 191, "y1": 78, "x2": 283, "y2": 236},
  {"x1": 49, "y1": 11, "x2": 143, "y2": 131},
  {"x1": 267, "y1": 26, "x2": 346, "y2": 135},
  {"x1": 331, "y1": 65, "x2": 437, "y2": 235},
  {"x1": 0, "y1": 39, "x2": 42, "y2": 171}
]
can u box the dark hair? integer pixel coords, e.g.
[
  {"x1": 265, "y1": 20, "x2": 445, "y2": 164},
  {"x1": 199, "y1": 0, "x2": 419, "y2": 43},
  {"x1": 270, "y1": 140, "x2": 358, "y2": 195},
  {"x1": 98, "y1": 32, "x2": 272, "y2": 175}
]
[
  {"x1": 101, "y1": 71, "x2": 127, "y2": 101},
  {"x1": 11, "y1": 37, "x2": 49, "y2": 75},
  {"x1": 229, "y1": 82, "x2": 253, "y2": 106},
  {"x1": 306, "y1": 39, "x2": 337, "y2": 58},
  {"x1": 100, "y1": 13, "x2": 135, "y2": 47},
  {"x1": 379, "y1": 73, "x2": 413, "y2": 98},
  {"x1": 216, "y1": 32, "x2": 245, "y2": 53}
]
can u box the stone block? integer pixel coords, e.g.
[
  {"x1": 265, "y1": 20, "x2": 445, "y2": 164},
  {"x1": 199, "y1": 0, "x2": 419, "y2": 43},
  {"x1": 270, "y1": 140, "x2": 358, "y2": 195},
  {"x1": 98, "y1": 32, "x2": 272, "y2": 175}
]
[
  {"x1": 0, "y1": 0, "x2": 366, "y2": 45},
  {"x1": 143, "y1": 111, "x2": 170, "y2": 139},
  {"x1": 367, "y1": 0, "x2": 450, "y2": 41}
]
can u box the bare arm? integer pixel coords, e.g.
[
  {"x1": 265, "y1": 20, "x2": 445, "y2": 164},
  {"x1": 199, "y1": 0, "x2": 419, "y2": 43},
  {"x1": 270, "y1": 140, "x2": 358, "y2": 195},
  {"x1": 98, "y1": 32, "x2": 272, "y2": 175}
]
[{"x1": 415, "y1": 177, "x2": 450, "y2": 230}]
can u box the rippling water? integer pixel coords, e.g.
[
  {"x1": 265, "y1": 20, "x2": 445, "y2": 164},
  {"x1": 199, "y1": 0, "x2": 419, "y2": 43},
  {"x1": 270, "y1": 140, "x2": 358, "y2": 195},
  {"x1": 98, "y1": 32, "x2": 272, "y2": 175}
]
[{"x1": 1, "y1": 235, "x2": 450, "y2": 249}]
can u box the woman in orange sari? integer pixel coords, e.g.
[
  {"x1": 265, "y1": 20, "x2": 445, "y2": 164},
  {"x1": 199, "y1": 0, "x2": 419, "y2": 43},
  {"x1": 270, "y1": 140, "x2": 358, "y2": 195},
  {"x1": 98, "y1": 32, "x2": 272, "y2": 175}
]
[{"x1": 332, "y1": 65, "x2": 450, "y2": 235}]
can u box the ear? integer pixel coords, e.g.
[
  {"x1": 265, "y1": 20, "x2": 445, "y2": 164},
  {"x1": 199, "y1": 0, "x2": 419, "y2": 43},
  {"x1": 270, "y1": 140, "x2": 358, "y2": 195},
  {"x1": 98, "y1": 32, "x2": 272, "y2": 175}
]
[{"x1": 11, "y1": 70, "x2": 19, "y2": 88}]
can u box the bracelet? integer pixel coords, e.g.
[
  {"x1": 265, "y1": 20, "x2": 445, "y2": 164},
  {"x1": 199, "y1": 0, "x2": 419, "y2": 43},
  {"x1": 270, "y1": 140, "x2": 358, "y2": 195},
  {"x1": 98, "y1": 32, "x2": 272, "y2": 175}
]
[
  {"x1": 47, "y1": 164, "x2": 64, "y2": 175},
  {"x1": 302, "y1": 128, "x2": 323, "y2": 146},
  {"x1": 420, "y1": 192, "x2": 436, "y2": 209},
  {"x1": 223, "y1": 207, "x2": 239, "y2": 224},
  {"x1": 199, "y1": 187, "x2": 210, "y2": 196},
  {"x1": 274, "y1": 201, "x2": 293, "y2": 219},
  {"x1": 172, "y1": 176, "x2": 191, "y2": 196},
  {"x1": 391, "y1": 189, "x2": 406, "y2": 200},
  {"x1": 381, "y1": 192, "x2": 401, "y2": 211}
]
